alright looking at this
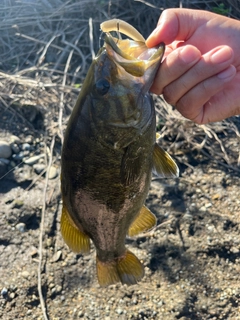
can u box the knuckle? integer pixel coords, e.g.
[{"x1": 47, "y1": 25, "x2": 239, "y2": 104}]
[
  {"x1": 176, "y1": 95, "x2": 203, "y2": 124},
  {"x1": 162, "y1": 85, "x2": 177, "y2": 105}
]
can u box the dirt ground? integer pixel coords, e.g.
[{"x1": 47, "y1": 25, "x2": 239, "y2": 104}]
[
  {"x1": 0, "y1": 99, "x2": 240, "y2": 320},
  {"x1": 1, "y1": 1, "x2": 240, "y2": 319}
]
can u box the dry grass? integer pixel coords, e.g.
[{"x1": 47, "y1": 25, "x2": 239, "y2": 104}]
[
  {"x1": 0, "y1": 0, "x2": 240, "y2": 170},
  {"x1": 0, "y1": 2, "x2": 239, "y2": 318}
]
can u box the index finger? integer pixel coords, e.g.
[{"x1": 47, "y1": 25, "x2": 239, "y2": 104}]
[{"x1": 146, "y1": 8, "x2": 215, "y2": 47}]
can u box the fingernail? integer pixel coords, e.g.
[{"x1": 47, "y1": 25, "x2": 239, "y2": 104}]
[
  {"x1": 217, "y1": 65, "x2": 236, "y2": 80},
  {"x1": 179, "y1": 46, "x2": 200, "y2": 64},
  {"x1": 211, "y1": 47, "x2": 233, "y2": 64}
]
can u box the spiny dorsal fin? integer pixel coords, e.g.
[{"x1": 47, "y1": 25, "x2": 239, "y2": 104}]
[
  {"x1": 128, "y1": 205, "x2": 156, "y2": 237},
  {"x1": 60, "y1": 205, "x2": 90, "y2": 254},
  {"x1": 152, "y1": 143, "x2": 179, "y2": 178}
]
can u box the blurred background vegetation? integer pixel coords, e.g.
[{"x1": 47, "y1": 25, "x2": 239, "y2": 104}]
[
  {"x1": 1, "y1": 0, "x2": 240, "y2": 76},
  {"x1": 0, "y1": 0, "x2": 239, "y2": 174}
]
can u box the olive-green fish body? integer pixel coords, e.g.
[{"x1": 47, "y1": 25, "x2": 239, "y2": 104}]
[{"x1": 61, "y1": 20, "x2": 179, "y2": 287}]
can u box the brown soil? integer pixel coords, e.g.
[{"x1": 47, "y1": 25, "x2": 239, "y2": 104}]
[
  {"x1": 0, "y1": 100, "x2": 240, "y2": 320},
  {"x1": 1, "y1": 1, "x2": 240, "y2": 319}
]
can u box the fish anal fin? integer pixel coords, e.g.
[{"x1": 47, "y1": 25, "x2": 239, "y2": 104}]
[
  {"x1": 153, "y1": 143, "x2": 179, "y2": 178},
  {"x1": 128, "y1": 205, "x2": 156, "y2": 237},
  {"x1": 96, "y1": 249, "x2": 144, "y2": 287},
  {"x1": 60, "y1": 205, "x2": 90, "y2": 254}
]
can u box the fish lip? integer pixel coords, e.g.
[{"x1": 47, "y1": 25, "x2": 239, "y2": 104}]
[
  {"x1": 103, "y1": 32, "x2": 165, "y2": 77},
  {"x1": 104, "y1": 32, "x2": 165, "y2": 62}
]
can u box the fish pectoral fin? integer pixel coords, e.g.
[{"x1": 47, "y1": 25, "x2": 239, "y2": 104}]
[
  {"x1": 121, "y1": 147, "x2": 141, "y2": 186},
  {"x1": 97, "y1": 249, "x2": 144, "y2": 287},
  {"x1": 60, "y1": 204, "x2": 90, "y2": 254},
  {"x1": 128, "y1": 205, "x2": 156, "y2": 237},
  {"x1": 152, "y1": 143, "x2": 179, "y2": 178}
]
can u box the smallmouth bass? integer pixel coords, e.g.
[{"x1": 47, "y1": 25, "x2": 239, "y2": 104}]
[{"x1": 61, "y1": 19, "x2": 179, "y2": 287}]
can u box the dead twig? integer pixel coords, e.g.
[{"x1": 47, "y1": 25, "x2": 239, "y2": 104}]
[
  {"x1": 37, "y1": 136, "x2": 55, "y2": 320},
  {"x1": 89, "y1": 17, "x2": 95, "y2": 60}
]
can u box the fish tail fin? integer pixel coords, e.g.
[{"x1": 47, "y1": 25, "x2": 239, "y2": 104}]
[
  {"x1": 60, "y1": 204, "x2": 90, "y2": 254},
  {"x1": 96, "y1": 249, "x2": 144, "y2": 287},
  {"x1": 117, "y1": 249, "x2": 144, "y2": 285},
  {"x1": 96, "y1": 258, "x2": 120, "y2": 287}
]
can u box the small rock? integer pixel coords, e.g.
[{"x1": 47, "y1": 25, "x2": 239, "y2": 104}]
[
  {"x1": 51, "y1": 250, "x2": 62, "y2": 262},
  {"x1": 16, "y1": 222, "x2": 26, "y2": 233},
  {"x1": 0, "y1": 158, "x2": 10, "y2": 165},
  {"x1": 1, "y1": 287, "x2": 8, "y2": 296},
  {"x1": 21, "y1": 143, "x2": 31, "y2": 151},
  {"x1": 205, "y1": 203, "x2": 212, "y2": 208},
  {"x1": 33, "y1": 163, "x2": 45, "y2": 174},
  {"x1": 12, "y1": 152, "x2": 25, "y2": 161},
  {"x1": 10, "y1": 135, "x2": 21, "y2": 144},
  {"x1": 55, "y1": 285, "x2": 62, "y2": 293},
  {"x1": 199, "y1": 206, "x2": 207, "y2": 212},
  {"x1": 12, "y1": 200, "x2": 24, "y2": 209},
  {"x1": 212, "y1": 193, "x2": 220, "y2": 200},
  {"x1": 0, "y1": 162, "x2": 7, "y2": 177},
  {"x1": 29, "y1": 247, "x2": 38, "y2": 257},
  {"x1": 9, "y1": 284, "x2": 17, "y2": 292},
  {"x1": 21, "y1": 271, "x2": 30, "y2": 278},
  {"x1": 0, "y1": 141, "x2": 12, "y2": 159},
  {"x1": 25, "y1": 135, "x2": 33, "y2": 144},
  {"x1": 46, "y1": 238, "x2": 53, "y2": 247},
  {"x1": 116, "y1": 308, "x2": 123, "y2": 315},
  {"x1": 230, "y1": 246, "x2": 239, "y2": 254},
  {"x1": 49, "y1": 166, "x2": 58, "y2": 179},
  {"x1": 9, "y1": 292, "x2": 15, "y2": 299},
  {"x1": 11, "y1": 143, "x2": 20, "y2": 154},
  {"x1": 78, "y1": 311, "x2": 84, "y2": 317},
  {"x1": 24, "y1": 154, "x2": 45, "y2": 165}
]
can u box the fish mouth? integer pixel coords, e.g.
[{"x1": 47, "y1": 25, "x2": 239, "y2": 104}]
[{"x1": 104, "y1": 32, "x2": 165, "y2": 77}]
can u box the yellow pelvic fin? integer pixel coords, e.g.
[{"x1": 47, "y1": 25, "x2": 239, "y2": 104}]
[
  {"x1": 152, "y1": 143, "x2": 179, "y2": 178},
  {"x1": 96, "y1": 249, "x2": 144, "y2": 287},
  {"x1": 128, "y1": 205, "x2": 156, "y2": 237},
  {"x1": 60, "y1": 205, "x2": 90, "y2": 254}
]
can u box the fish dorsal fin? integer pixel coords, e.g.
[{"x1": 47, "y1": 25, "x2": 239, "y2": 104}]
[
  {"x1": 60, "y1": 204, "x2": 90, "y2": 254},
  {"x1": 152, "y1": 143, "x2": 179, "y2": 178},
  {"x1": 128, "y1": 205, "x2": 156, "y2": 237}
]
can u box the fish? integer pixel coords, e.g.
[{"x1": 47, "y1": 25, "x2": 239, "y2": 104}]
[{"x1": 60, "y1": 19, "x2": 179, "y2": 287}]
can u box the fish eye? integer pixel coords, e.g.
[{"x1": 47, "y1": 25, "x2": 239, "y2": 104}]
[{"x1": 94, "y1": 79, "x2": 110, "y2": 96}]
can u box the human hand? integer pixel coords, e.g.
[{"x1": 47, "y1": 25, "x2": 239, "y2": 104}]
[{"x1": 146, "y1": 9, "x2": 240, "y2": 124}]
